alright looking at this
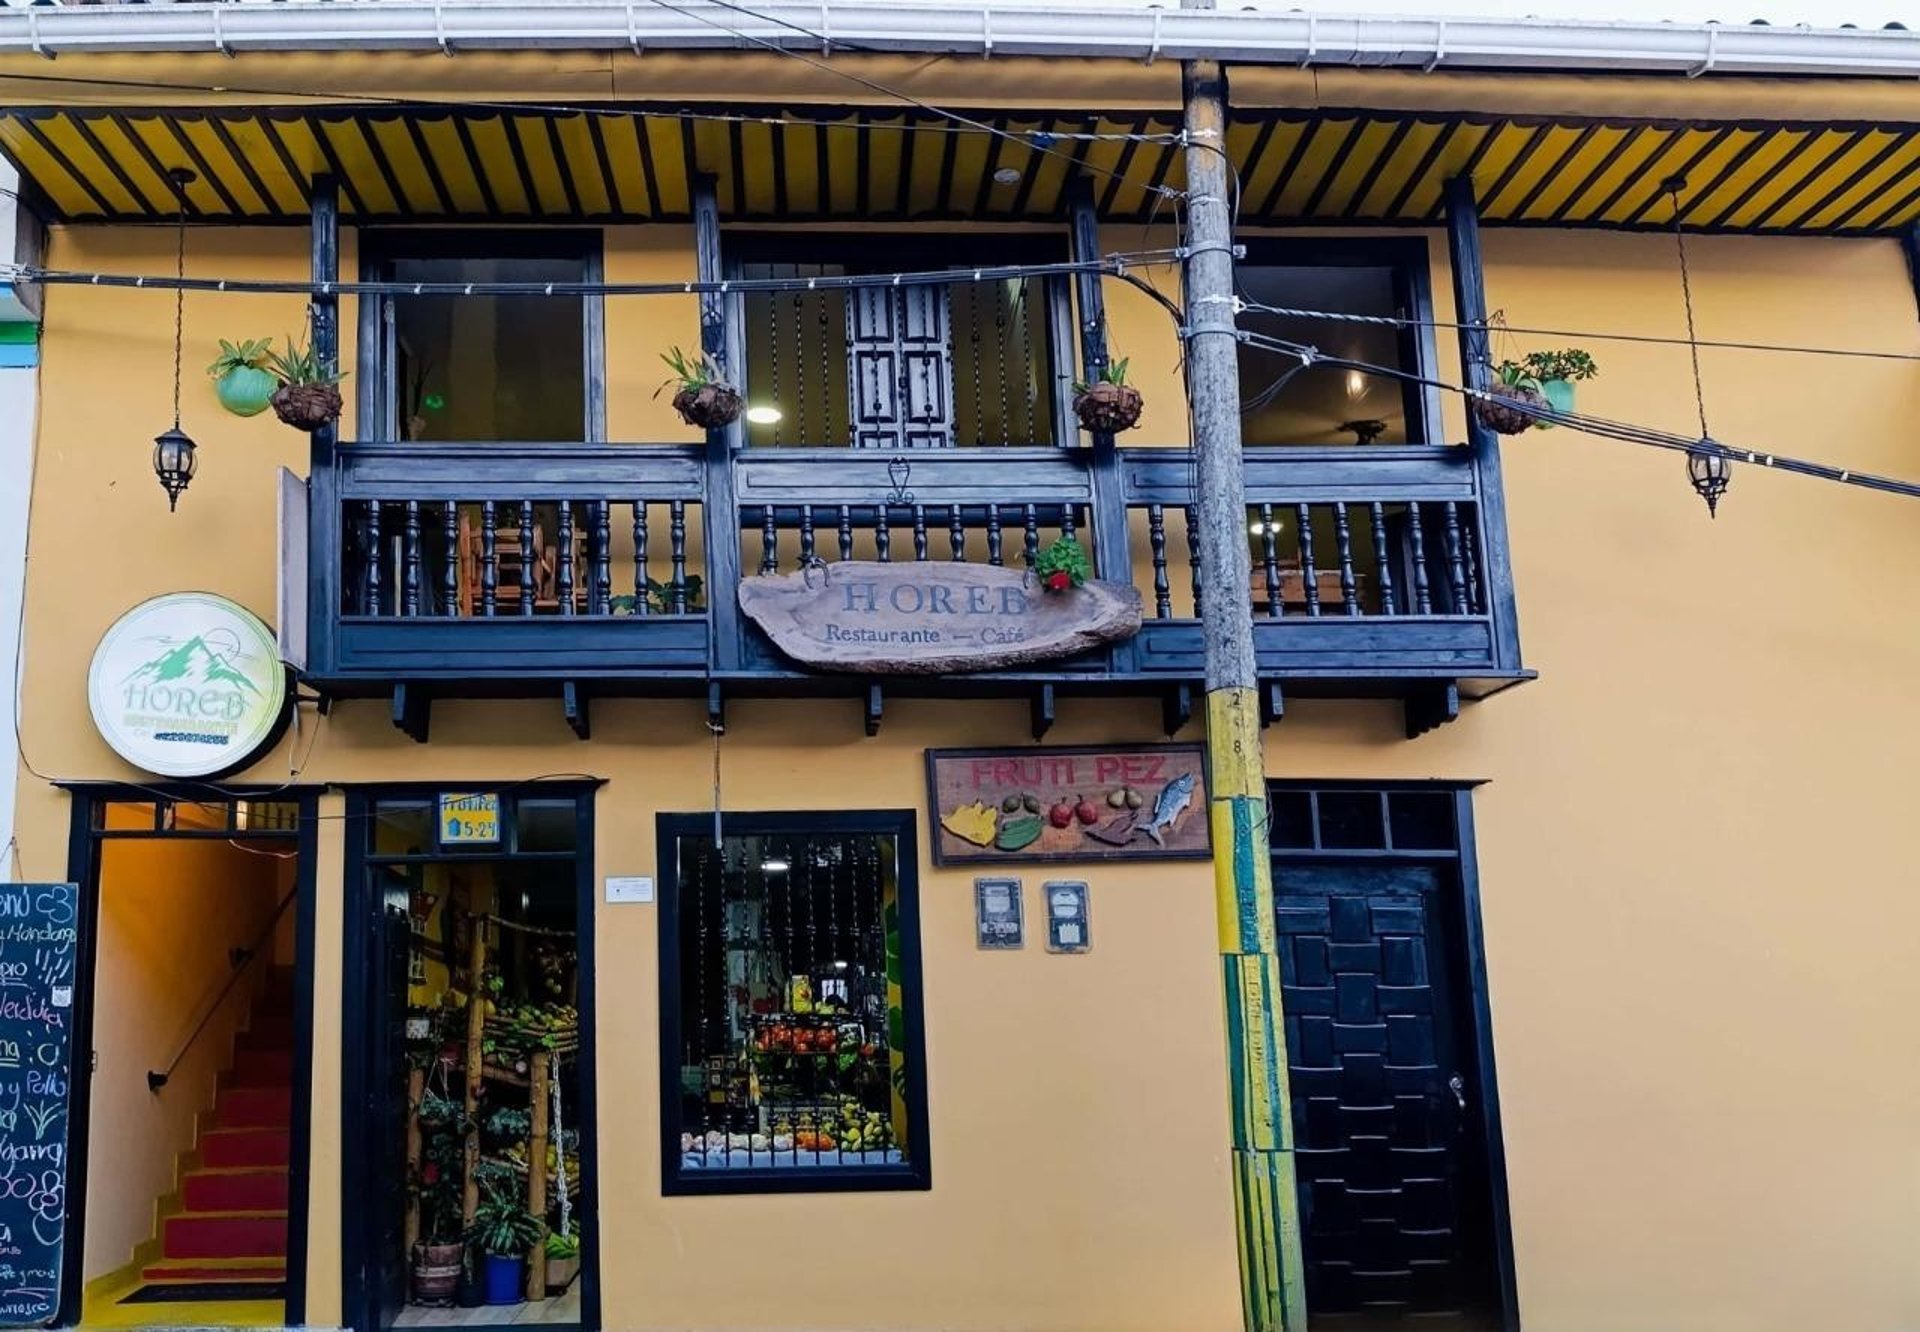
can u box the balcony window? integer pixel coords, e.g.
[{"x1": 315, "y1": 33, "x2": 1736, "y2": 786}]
[
  {"x1": 1236, "y1": 240, "x2": 1440, "y2": 447},
  {"x1": 658, "y1": 812, "x2": 930, "y2": 1194},
  {"x1": 732, "y1": 236, "x2": 1068, "y2": 448},
  {"x1": 364, "y1": 231, "x2": 601, "y2": 443}
]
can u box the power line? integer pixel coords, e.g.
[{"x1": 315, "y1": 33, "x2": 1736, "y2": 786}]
[
  {"x1": 1233, "y1": 297, "x2": 1920, "y2": 366},
  {"x1": 0, "y1": 66, "x2": 1183, "y2": 149},
  {"x1": 1236, "y1": 329, "x2": 1920, "y2": 503},
  {"x1": 0, "y1": 250, "x2": 1182, "y2": 300}
]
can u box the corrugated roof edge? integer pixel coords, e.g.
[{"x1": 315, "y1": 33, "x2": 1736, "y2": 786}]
[{"x1": 0, "y1": 3, "x2": 1917, "y2": 80}]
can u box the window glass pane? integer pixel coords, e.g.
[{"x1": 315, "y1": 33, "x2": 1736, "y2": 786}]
[
  {"x1": 1388, "y1": 792, "x2": 1457, "y2": 850},
  {"x1": 1268, "y1": 790, "x2": 1316, "y2": 849},
  {"x1": 1316, "y1": 790, "x2": 1387, "y2": 850},
  {"x1": 673, "y1": 828, "x2": 913, "y2": 1174},
  {"x1": 373, "y1": 800, "x2": 435, "y2": 856},
  {"x1": 514, "y1": 799, "x2": 578, "y2": 853},
  {"x1": 1237, "y1": 265, "x2": 1415, "y2": 446},
  {"x1": 97, "y1": 801, "x2": 158, "y2": 831},
  {"x1": 390, "y1": 255, "x2": 585, "y2": 442}
]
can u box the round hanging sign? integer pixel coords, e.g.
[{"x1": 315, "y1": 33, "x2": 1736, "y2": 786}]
[{"x1": 87, "y1": 592, "x2": 290, "y2": 778}]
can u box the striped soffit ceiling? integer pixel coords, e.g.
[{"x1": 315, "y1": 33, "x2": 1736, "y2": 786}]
[{"x1": 3, "y1": 102, "x2": 1920, "y2": 234}]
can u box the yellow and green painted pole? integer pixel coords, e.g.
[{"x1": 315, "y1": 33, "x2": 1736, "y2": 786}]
[{"x1": 1180, "y1": 9, "x2": 1309, "y2": 1328}]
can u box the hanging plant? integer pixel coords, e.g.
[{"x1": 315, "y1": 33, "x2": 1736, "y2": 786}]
[
  {"x1": 1517, "y1": 348, "x2": 1598, "y2": 428},
  {"x1": 658, "y1": 347, "x2": 743, "y2": 430},
  {"x1": 1472, "y1": 361, "x2": 1548, "y2": 436},
  {"x1": 1031, "y1": 535, "x2": 1091, "y2": 594},
  {"x1": 206, "y1": 338, "x2": 279, "y2": 417},
  {"x1": 263, "y1": 334, "x2": 346, "y2": 432},
  {"x1": 1072, "y1": 357, "x2": 1143, "y2": 433}
]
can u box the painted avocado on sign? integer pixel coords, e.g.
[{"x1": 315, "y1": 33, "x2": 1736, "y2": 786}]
[{"x1": 86, "y1": 593, "x2": 289, "y2": 778}]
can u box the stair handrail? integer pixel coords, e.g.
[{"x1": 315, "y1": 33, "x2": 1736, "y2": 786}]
[{"x1": 148, "y1": 891, "x2": 297, "y2": 1093}]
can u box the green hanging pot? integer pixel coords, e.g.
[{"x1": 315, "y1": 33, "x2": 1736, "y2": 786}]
[
  {"x1": 214, "y1": 364, "x2": 279, "y2": 418},
  {"x1": 1534, "y1": 377, "x2": 1575, "y2": 428}
]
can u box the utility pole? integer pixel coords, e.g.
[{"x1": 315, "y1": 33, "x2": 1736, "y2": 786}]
[{"x1": 1180, "y1": 4, "x2": 1307, "y2": 1330}]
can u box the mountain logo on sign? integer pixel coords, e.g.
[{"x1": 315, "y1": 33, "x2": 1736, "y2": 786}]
[{"x1": 121, "y1": 633, "x2": 263, "y2": 695}]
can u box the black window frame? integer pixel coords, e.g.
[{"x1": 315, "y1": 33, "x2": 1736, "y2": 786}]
[
  {"x1": 655, "y1": 808, "x2": 933, "y2": 1196},
  {"x1": 355, "y1": 227, "x2": 607, "y2": 443},
  {"x1": 1235, "y1": 236, "x2": 1446, "y2": 447},
  {"x1": 723, "y1": 230, "x2": 1077, "y2": 448}
]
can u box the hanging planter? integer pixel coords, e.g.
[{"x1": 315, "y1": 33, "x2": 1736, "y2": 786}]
[
  {"x1": 1516, "y1": 348, "x2": 1598, "y2": 429},
  {"x1": 206, "y1": 339, "x2": 278, "y2": 417},
  {"x1": 1072, "y1": 358, "x2": 1143, "y2": 433},
  {"x1": 1472, "y1": 362, "x2": 1548, "y2": 436},
  {"x1": 658, "y1": 347, "x2": 743, "y2": 430},
  {"x1": 1031, "y1": 534, "x2": 1091, "y2": 594},
  {"x1": 263, "y1": 334, "x2": 345, "y2": 432}
]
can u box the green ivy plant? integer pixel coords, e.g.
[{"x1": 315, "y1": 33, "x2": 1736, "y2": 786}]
[
  {"x1": 609, "y1": 574, "x2": 706, "y2": 615},
  {"x1": 1518, "y1": 348, "x2": 1599, "y2": 383}
]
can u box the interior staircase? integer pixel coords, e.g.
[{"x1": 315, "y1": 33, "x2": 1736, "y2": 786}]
[{"x1": 136, "y1": 969, "x2": 294, "y2": 1292}]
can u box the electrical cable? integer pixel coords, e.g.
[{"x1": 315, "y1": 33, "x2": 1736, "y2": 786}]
[
  {"x1": 0, "y1": 251, "x2": 1183, "y2": 300},
  {"x1": 1236, "y1": 329, "x2": 1920, "y2": 503},
  {"x1": 1231, "y1": 297, "x2": 1920, "y2": 366}
]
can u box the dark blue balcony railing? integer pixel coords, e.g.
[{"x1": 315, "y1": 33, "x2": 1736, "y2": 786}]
[{"x1": 305, "y1": 439, "x2": 1524, "y2": 727}]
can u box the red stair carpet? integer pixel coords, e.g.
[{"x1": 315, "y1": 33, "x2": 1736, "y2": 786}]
[{"x1": 139, "y1": 974, "x2": 294, "y2": 1290}]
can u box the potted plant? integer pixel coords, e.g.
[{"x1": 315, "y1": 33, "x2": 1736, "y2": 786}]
[
  {"x1": 544, "y1": 1230, "x2": 581, "y2": 1294},
  {"x1": 206, "y1": 338, "x2": 278, "y2": 417},
  {"x1": 468, "y1": 1193, "x2": 545, "y2": 1305},
  {"x1": 1517, "y1": 348, "x2": 1598, "y2": 427},
  {"x1": 409, "y1": 1088, "x2": 468, "y2": 1305},
  {"x1": 1031, "y1": 535, "x2": 1091, "y2": 594},
  {"x1": 658, "y1": 347, "x2": 743, "y2": 430},
  {"x1": 1071, "y1": 357, "x2": 1143, "y2": 433},
  {"x1": 263, "y1": 334, "x2": 346, "y2": 431},
  {"x1": 1472, "y1": 360, "x2": 1547, "y2": 436}
]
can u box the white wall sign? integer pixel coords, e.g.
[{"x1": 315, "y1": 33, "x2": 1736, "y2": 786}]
[
  {"x1": 87, "y1": 592, "x2": 289, "y2": 778},
  {"x1": 605, "y1": 876, "x2": 654, "y2": 904}
]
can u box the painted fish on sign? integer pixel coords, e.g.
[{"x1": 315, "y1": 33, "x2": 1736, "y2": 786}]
[{"x1": 738, "y1": 561, "x2": 1141, "y2": 674}]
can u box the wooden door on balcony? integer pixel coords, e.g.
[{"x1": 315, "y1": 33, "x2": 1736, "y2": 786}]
[{"x1": 847, "y1": 284, "x2": 956, "y2": 449}]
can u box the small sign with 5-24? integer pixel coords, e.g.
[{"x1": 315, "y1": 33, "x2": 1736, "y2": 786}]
[{"x1": 438, "y1": 792, "x2": 500, "y2": 846}]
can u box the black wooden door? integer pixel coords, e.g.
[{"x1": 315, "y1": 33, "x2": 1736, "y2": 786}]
[
  {"x1": 846, "y1": 284, "x2": 955, "y2": 449},
  {"x1": 1276, "y1": 864, "x2": 1498, "y2": 1329}
]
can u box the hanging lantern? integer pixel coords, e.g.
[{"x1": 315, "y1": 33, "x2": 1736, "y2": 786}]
[
  {"x1": 1686, "y1": 437, "x2": 1731, "y2": 519},
  {"x1": 154, "y1": 167, "x2": 195, "y2": 510},
  {"x1": 152, "y1": 427, "x2": 198, "y2": 511}
]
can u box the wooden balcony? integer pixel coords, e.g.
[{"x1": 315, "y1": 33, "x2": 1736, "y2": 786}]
[{"x1": 302, "y1": 439, "x2": 1526, "y2": 741}]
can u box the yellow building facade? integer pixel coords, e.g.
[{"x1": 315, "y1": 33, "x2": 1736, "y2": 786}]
[{"x1": 0, "y1": 14, "x2": 1917, "y2": 1332}]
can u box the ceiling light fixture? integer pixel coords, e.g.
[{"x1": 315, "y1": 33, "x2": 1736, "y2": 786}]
[{"x1": 745, "y1": 404, "x2": 784, "y2": 425}]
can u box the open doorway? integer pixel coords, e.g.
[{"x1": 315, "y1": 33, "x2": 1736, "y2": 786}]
[
  {"x1": 342, "y1": 789, "x2": 599, "y2": 1332},
  {"x1": 61, "y1": 791, "x2": 317, "y2": 1331}
]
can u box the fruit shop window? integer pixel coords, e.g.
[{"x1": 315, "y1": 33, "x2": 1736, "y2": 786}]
[{"x1": 657, "y1": 811, "x2": 930, "y2": 1195}]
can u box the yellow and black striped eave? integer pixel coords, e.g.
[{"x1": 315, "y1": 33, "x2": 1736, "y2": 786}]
[{"x1": 3, "y1": 101, "x2": 1920, "y2": 234}]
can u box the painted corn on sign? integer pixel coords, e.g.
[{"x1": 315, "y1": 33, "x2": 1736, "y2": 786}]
[{"x1": 927, "y1": 745, "x2": 1210, "y2": 865}]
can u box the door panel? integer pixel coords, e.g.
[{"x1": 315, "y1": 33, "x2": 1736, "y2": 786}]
[
  {"x1": 371, "y1": 874, "x2": 414, "y2": 1330},
  {"x1": 847, "y1": 285, "x2": 955, "y2": 449},
  {"x1": 1276, "y1": 863, "x2": 1496, "y2": 1329}
]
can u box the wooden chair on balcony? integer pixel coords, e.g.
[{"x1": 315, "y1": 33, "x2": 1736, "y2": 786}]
[{"x1": 455, "y1": 509, "x2": 587, "y2": 616}]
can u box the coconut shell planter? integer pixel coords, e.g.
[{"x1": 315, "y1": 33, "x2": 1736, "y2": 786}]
[
  {"x1": 271, "y1": 381, "x2": 344, "y2": 431},
  {"x1": 671, "y1": 381, "x2": 744, "y2": 430},
  {"x1": 1073, "y1": 380, "x2": 1144, "y2": 433},
  {"x1": 1472, "y1": 385, "x2": 1546, "y2": 436}
]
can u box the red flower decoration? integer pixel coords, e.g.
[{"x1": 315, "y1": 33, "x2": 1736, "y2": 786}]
[
  {"x1": 1045, "y1": 570, "x2": 1072, "y2": 592},
  {"x1": 422, "y1": 1163, "x2": 440, "y2": 1184}
]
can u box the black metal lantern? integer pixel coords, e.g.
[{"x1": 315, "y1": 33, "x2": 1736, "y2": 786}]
[
  {"x1": 153, "y1": 427, "x2": 198, "y2": 511},
  {"x1": 1686, "y1": 437, "x2": 1731, "y2": 519},
  {"x1": 154, "y1": 167, "x2": 195, "y2": 510}
]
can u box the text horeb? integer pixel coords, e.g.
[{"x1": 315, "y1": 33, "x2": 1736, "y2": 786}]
[
  {"x1": 841, "y1": 581, "x2": 1031, "y2": 616},
  {"x1": 122, "y1": 682, "x2": 250, "y2": 721}
]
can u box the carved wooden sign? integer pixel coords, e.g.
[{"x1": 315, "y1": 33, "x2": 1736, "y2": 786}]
[{"x1": 737, "y1": 561, "x2": 1141, "y2": 674}]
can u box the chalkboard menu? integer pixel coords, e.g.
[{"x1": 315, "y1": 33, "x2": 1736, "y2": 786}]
[{"x1": 0, "y1": 883, "x2": 78, "y2": 1327}]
